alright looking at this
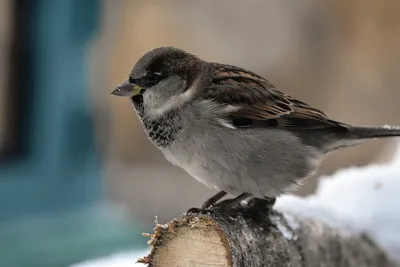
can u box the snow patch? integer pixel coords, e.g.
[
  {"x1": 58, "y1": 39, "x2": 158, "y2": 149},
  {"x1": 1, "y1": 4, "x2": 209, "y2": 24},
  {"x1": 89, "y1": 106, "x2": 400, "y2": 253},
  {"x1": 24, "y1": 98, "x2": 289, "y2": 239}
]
[
  {"x1": 70, "y1": 250, "x2": 150, "y2": 267},
  {"x1": 275, "y1": 144, "x2": 400, "y2": 260}
]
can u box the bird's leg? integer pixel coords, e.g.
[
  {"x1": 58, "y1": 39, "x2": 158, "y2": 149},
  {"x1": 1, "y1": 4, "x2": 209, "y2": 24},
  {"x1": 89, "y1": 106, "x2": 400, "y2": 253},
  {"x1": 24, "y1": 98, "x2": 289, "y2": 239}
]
[
  {"x1": 187, "y1": 191, "x2": 227, "y2": 214},
  {"x1": 216, "y1": 192, "x2": 251, "y2": 211},
  {"x1": 200, "y1": 191, "x2": 227, "y2": 209},
  {"x1": 187, "y1": 192, "x2": 251, "y2": 215},
  {"x1": 212, "y1": 194, "x2": 275, "y2": 214}
]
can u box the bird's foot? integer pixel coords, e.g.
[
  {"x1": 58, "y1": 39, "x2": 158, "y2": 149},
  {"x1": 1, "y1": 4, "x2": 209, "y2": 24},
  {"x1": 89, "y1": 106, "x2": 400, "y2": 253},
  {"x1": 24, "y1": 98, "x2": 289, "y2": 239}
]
[
  {"x1": 186, "y1": 191, "x2": 228, "y2": 215},
  {"x1": 200, "y1": 191, "x2": 227, "y2": 210},
  {"x1": 245, "y1": 196, "x2": 277, "y2": 213},
  {"x1": 186, "y1": 207, "x2": 213, "y2": 215},
  {"x1": 186, "y1": 192, "x2": 251, "y2": 215}
]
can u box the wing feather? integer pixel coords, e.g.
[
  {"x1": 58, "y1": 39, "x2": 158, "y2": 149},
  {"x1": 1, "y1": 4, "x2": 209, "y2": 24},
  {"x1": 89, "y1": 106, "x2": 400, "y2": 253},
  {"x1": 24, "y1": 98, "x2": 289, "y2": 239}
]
[{"x1": 206, "y1": 63, "x2": 339, "y2": 129}]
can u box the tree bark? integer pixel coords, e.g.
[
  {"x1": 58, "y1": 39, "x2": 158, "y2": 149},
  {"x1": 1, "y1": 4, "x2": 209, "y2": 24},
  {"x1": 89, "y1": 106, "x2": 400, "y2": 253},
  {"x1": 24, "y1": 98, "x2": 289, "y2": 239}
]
[{"x1": 138, "y1": 198, "x2": 398, "y2": 267}]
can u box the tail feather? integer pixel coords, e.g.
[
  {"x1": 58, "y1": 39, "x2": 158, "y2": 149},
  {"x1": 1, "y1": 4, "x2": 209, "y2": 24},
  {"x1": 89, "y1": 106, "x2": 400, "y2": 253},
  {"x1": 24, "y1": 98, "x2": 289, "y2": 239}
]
[
  {"x1": 347, "y1": 125, "x2": 400, "y2": 140},
  {"x1": 322, "y1": 125, "x2": 400, "y2": 153}
]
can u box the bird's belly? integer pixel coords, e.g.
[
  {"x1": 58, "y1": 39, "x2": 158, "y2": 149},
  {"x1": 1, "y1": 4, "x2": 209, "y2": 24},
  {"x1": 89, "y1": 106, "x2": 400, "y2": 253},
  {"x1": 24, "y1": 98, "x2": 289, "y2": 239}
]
[
  {"x1": 160, "y1": 147, "x2": 217, "y2": 186},
  {"x1": 160, "y1": 128, "x2": 322, "y2": 197}
]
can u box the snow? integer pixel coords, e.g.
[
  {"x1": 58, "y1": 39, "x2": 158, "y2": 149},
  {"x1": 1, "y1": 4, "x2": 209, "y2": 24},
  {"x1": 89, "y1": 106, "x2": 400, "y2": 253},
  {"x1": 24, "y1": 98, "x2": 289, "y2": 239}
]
[
  {"x1": 73, "y1": 144, "x2": 400, "y2": 266},
  {"x1": 71, "y1": 249, "x2": 150, "y2": 267},
  {"x1": 275, "y1": 144, "x2": 400, "y2": 260},
  {"x1": 274, "y1": 214, "x2": 295, "y2": 240}
]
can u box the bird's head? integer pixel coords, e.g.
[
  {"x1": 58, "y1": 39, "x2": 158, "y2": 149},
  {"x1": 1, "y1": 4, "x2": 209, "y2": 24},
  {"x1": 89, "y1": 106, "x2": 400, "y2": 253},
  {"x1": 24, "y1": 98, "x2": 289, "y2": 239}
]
[{"x1": 112, "y1": 47, "x2": 209, "y2": 118}]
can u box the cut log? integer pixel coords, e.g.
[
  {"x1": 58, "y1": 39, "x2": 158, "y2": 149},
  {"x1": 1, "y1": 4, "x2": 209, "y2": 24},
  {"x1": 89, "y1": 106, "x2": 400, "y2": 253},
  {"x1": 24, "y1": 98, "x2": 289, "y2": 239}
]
[{"x1": 138, "y1": 198, "x2": 397, "y2": 267}]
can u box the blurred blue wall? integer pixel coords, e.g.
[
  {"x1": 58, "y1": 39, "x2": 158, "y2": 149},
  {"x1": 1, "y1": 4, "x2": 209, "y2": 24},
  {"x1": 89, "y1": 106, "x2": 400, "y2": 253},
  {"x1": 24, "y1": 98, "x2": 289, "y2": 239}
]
[
  {"x1": 0, "y1": 0, "x2": 100, "y2": 221},
  {"x1": 0, "y1": 1, "x2": 140, "y2": 266}
]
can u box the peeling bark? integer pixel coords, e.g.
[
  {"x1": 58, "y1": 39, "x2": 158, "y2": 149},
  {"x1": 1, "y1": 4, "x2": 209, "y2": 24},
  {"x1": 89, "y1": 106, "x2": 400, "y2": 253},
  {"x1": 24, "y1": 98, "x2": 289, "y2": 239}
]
[{"x1": 138, "y1": 198, "x2": 398, "y2": 267}]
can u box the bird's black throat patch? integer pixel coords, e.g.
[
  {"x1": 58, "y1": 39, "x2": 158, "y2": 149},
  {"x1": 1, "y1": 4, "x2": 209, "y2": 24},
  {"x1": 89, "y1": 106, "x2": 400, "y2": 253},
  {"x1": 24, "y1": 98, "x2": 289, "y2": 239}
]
[
  {"x1": 132, "y1": 95, "x2": 145, "y2": 117},
  {"x1": 131, "y1": 97, "x2": 181, "y2": 148}
]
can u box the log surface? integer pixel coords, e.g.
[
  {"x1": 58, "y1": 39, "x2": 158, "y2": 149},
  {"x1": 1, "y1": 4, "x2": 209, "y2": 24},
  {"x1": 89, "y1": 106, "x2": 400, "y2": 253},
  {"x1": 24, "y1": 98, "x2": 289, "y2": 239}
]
[{"x1": 138, "y1": 198, "x2": 397, "y2": 267}]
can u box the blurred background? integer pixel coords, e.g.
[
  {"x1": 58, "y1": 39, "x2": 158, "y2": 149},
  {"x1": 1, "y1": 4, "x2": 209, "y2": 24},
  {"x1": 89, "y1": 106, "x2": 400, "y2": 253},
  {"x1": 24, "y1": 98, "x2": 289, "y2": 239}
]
[{"x1": 1, "y1": 0, "x2": 400, "y2": 266}]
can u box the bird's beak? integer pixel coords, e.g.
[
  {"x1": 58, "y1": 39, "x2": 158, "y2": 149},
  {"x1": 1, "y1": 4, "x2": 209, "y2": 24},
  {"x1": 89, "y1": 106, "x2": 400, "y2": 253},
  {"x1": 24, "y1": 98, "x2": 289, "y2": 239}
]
[{"x1": 111, "y1": 80, "x2": 144, "y2": 98}]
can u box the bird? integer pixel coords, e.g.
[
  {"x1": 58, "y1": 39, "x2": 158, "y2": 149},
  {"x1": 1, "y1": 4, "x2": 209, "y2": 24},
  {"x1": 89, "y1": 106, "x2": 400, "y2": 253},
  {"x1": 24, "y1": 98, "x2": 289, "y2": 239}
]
[{"x1": 111, "y1": 46, "x2": 400, "y2": 212}]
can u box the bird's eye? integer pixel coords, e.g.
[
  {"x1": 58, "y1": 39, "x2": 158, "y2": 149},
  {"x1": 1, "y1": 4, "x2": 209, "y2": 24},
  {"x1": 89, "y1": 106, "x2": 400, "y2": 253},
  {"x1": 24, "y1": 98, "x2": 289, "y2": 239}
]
[
  {"x1": 142, "y1": 72, "x2": 162, "y2": 87},
  {"x1": 128, "y1": 77, "x2": 136, "y2": 84}
]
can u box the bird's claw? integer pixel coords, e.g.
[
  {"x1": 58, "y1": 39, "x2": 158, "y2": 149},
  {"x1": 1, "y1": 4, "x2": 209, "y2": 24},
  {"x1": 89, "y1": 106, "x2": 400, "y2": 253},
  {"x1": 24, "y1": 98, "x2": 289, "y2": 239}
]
[
  {"x1": 186, "y1": 192, "x2": 252, "y2": 216},
  {"x1": 186, "y1": 206, "x2": 219, "y2": 215}
]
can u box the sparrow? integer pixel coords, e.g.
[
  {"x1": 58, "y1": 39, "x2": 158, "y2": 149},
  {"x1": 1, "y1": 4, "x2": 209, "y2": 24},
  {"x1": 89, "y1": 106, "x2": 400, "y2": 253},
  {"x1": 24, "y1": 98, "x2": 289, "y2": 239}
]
[{"x1": 112, "y1": 47, "x2": 400, "y2": 211}]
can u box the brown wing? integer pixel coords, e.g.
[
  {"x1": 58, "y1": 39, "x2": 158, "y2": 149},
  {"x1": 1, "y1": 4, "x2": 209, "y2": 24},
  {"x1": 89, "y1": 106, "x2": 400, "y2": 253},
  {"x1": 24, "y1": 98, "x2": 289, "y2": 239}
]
[{"x1": 205, "y1": 63, "x2": 339, "y2": 129}]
